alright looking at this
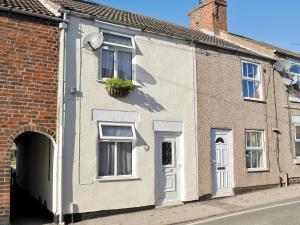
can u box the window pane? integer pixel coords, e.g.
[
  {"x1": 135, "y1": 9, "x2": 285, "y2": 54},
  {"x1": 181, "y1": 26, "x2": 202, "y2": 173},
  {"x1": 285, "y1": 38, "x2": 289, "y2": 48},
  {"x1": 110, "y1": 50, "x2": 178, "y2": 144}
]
[
  {"x1": 247, "y1": 131, "x2": 262, "y2": 147},
  {"x1": 248, "y1": 80, "x2": 255, "y2": 98},
  {"x1": 296, "y1": 126, "x2": 300, "y2": 140},
  {"x1": 291, "y1": 64, "x2": 300, "y2": 74},
  {"x1": 242, "y1": 63, "x2": 248, "y2": 77},
  {"x1": 242, "y1": 80, "x2": 249, "y2": 97},
  {"x1": 102, "y1": 49, "x2": 114, "y2": 78},
  {"x1": 295, "y1": 142, "x2": 300, "y2": 157},
  {"x1": 248, "y1": 64, "x2": 254, "y2": 78},
  {"x1": 246, "y1": 149, "x2": 264, "y2": 169},
  {"x1": 98, "y1": 142, "x2": 115, "y2": 176},
  {"x1": 117, "y1": 143, "x2": 132, "y2": 175},
  {"x1": 104, "y1": 33, "x2": 133, "y2": 47},
  {"x1": 102, "y1": 125, "x2": 133, "y2": 138},
  {"x1": 254, "y1": 82, "x2": 260, "y2": 99},
  {"x1": 118, "y1": 51, "x2": 132, "y2": 80},
  {"x1": 162, "y1": 142, "x2": 172, "y2": 165}
]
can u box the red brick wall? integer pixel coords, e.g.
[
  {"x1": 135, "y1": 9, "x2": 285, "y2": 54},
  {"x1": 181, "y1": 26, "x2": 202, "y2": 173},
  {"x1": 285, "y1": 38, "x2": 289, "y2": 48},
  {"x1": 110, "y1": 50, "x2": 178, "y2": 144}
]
[
  {"x1": 0, "y1": 12, "x2": 59, "y2": 224},
  {"x1": 189, "y1": 0, "x2": 227, "y2": 34}
]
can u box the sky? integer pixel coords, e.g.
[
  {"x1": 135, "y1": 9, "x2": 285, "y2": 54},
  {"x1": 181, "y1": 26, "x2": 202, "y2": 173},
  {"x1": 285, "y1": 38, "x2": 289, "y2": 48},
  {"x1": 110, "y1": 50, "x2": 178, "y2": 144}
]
[{"x1": 94, "y1": 0, "x2": 300, "y2": 53}]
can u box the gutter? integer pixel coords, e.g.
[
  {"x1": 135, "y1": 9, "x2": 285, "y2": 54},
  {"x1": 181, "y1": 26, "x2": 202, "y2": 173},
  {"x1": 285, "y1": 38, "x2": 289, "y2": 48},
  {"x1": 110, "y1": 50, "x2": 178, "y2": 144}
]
[{"x1": 0, "y1": 5, "x2": 65, "y2": 22}]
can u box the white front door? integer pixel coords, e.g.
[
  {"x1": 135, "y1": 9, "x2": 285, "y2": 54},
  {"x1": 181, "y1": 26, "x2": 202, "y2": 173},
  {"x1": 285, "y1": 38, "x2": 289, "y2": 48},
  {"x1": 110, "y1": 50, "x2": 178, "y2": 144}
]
[
  {"x1": 156, "y1": 135, "x2": 180, "y2": 206},
  {"x1": 211, "y1": 129, "x2": 233, "y2": 197}
]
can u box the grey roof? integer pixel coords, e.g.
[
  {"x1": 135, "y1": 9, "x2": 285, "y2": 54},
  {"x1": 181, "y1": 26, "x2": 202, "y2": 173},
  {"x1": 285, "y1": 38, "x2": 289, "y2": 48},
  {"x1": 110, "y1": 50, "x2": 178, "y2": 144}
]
[
  {"x1": 229, "y1": 32, "x2": 300, "y2": 60},
  {"x1": 0, "y1": 0, "x2": 56, "y2": 17},
  {"x1": 52, "y1": 0, "x2": 258, "y2": 54}
]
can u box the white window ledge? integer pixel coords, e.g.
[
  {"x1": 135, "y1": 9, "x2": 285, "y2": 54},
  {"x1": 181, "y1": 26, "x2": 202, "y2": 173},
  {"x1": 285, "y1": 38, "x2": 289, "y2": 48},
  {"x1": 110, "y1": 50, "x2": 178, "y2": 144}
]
[
  {"x1": 247, "y1": 168, "x2": 269, "y2": 173},
  {"x1": 289, "y1": 96, "x2": 300, "y2": 103},
  {"x1": 95, "y1": 177, "x2": 141, "y2": 182},
  {"x1": 293, "y1": 158, "x2": 300, "y2": 165},
  {"x1": 243, "y1": 98, "x2": 266, "y2": 104}
]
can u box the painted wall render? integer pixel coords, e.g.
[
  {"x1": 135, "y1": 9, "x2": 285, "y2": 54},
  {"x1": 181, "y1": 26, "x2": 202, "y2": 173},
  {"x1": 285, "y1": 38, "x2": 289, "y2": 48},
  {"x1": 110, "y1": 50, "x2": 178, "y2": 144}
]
[{"x1": 61, "y1": 16, "x2": 198, "y2": 214}]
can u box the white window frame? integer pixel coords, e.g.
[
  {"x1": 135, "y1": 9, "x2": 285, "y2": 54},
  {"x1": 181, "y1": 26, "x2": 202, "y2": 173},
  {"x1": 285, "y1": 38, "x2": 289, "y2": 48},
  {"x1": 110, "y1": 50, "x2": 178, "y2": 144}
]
[
  {"x1": 241, "y1": 61, "x2": 263, "y2": 101},
  {"x1": 245, "y1": 130, "x2": 268, "y2": 172},
  {"x1": 99, "y1": 30, "x2": 135, "y2": 81},
  {"x1": 294, "y1": 124, "x2": 300, "y2": 159},
  {"x1": 99, "y1": 122, "x2": 136, "y2": 140},
  {"x1": 288, "y1": 63, "x2": 300, "y2": 102},
  {"x1": 97, "y1": 122, "x2": 137, "y2": 180}
]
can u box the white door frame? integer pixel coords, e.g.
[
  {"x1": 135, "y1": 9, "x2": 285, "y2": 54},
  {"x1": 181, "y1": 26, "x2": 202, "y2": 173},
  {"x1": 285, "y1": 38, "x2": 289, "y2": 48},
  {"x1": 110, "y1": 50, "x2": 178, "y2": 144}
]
[
  {"x1": 211, "y1": 129, "x2": 234, "y2": 197},
  {"x1": 155, "y1": 132, "x2": 182, "y2": 206}
]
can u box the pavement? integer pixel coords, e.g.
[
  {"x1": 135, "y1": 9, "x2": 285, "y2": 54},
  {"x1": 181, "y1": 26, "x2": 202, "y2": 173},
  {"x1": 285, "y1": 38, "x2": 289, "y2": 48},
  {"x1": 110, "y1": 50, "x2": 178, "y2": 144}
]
[
  {"x1": 182, "y1": 198, "x2": 300, "y2": 225},
  {"x1": 79, "y1": 184, "x2": 300, "y2": 225},
  {"x1": 11, "y1": 184, "x2": 300, "y2": 225}
]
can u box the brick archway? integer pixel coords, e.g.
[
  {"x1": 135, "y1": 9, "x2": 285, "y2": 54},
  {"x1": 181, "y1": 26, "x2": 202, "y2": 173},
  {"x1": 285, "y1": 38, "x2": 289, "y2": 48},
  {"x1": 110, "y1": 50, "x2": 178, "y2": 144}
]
[
  {"x1": 9, "y1": 124, "x2": 56, "y2": 145},
  {"x1": 0, "y1": 124, "x2": 57, "y2": 224}
]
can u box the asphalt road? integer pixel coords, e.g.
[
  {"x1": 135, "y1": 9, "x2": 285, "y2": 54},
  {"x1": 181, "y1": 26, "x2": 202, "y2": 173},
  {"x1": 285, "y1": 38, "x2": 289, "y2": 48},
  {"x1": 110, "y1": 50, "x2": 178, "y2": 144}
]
[{"x1": 184, "y1": 197, "x2": 300, "y2": 225}]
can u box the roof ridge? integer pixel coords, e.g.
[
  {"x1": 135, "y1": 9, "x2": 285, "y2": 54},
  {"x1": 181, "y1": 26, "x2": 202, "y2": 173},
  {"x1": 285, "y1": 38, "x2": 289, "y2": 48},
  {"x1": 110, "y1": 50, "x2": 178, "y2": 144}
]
[{"x1": 228, "y1": 32, "x2": 300, "y2": 59}]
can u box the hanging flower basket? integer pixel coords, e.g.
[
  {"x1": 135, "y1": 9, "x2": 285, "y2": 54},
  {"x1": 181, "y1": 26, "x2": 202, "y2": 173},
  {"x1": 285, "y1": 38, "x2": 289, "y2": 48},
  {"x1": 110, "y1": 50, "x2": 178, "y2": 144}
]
[
  {"x1": 106, "y1": 87, "x2": 130, "y2": 97},
  {"x1": 105, "y1": 77, "x2": 135, "y2": 98}
]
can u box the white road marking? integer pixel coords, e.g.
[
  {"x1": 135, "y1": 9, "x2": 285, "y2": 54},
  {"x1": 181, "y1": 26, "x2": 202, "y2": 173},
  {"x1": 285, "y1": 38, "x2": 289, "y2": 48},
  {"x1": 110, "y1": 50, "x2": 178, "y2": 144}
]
[{"x1": 186, "y1": 200, "x2": 300, "y2": 225}]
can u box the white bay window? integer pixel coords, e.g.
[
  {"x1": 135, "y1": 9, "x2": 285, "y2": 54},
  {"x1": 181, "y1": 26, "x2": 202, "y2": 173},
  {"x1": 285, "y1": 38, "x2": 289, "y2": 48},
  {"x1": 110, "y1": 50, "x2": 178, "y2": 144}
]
[
  {"x1": 98, "y1": 123, "x2": 136, "y2": 178},
  {"x1": 100, "y1": 32, "x2": 134, "y2": 81}
]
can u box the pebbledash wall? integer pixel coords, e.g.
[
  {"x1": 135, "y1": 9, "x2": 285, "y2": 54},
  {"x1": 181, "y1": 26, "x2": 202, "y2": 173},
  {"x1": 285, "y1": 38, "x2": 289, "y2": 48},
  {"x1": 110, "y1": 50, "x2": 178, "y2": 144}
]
[
  {"x1": 0, "y1": 11, "x2": 59, "y2": 224},
  {"x1": 60, "y1": 15, "x2": 198, "y2": 215},
  {"x1": 196, "y1": 43, "x2": 300, "y2": 197}
]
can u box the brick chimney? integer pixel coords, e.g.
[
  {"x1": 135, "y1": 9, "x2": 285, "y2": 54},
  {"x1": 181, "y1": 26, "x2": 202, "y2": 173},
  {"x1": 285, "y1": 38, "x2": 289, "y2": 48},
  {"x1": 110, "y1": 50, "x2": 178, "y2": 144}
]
[{"x1": 188, "y1": 0, "x2": 227, "y2": 34}]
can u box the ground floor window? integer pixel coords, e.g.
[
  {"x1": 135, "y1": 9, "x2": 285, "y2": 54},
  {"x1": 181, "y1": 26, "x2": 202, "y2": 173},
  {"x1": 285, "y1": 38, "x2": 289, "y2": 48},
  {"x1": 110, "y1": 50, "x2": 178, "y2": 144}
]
[
  {"x1": 97, "y1": 123, "x2": 135, "y2": 178},
  {"x1": 98, "y1": 142, "x2": 132, "y2": 177},
  {"x1": 295, "y1": 125, "x2": 300, "y2": 157},
  {"x1": 245, "y1": 130, "x2": 266, "y2": 170}
]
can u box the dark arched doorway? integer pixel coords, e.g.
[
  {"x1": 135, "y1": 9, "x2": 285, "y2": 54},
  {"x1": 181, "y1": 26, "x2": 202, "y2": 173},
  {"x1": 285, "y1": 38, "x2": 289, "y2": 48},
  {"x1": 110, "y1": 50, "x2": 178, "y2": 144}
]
[{"x1": 10, "y1": 132, "x2": 55, "y2": 224}]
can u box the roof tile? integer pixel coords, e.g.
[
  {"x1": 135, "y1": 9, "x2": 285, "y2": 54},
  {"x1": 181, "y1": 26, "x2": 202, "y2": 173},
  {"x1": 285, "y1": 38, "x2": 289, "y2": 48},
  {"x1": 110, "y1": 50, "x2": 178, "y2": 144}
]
[{"x1": 0, "y1": 0, "x2": 56, "y2": 17}]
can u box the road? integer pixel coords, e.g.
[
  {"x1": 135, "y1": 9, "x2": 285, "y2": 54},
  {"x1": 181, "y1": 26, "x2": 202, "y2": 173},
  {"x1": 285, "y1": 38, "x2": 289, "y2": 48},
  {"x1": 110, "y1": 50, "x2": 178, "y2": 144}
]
[{"x1": 184, "y1": 197, "x2": 300, "y2": 225}]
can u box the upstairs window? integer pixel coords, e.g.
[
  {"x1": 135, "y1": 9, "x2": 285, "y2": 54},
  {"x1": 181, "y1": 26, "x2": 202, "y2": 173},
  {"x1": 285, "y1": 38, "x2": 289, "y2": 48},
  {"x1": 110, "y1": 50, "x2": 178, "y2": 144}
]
[
  {"x1": 289, "y1": 64, "x2": 300, "y2": 97},
  {"x1": 241, "y1": 61, "x2": 262, "y2": 100},
  {"x1": 100, "y1": 32, "x2": 134, "y2": 81}
]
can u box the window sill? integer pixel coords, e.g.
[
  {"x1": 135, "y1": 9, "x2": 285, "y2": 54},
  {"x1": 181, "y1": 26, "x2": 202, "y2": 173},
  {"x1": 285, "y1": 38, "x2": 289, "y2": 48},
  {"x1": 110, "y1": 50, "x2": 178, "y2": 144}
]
[
  {"x1": 243, "y1": 98, "x2": 266, "y2": 104},
  {"x1": 293, "y1": 158, "x2": 300, "y2": 165},
  {"x1": 289, "y1": 96, "x2": 300, "y2": 103},
  {"x1": 247, "y1": 168, "x2": 269, "y2": 173},
  {"x1": 95, "y1": 177, "x2": 141, "y2": 182}
]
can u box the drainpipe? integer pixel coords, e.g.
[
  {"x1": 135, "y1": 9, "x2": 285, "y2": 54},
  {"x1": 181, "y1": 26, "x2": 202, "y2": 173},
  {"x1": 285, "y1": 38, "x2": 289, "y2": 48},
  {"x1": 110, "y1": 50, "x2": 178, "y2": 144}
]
[{"x1": 56, "y1": 10, "x2": 69, "y2": 225}]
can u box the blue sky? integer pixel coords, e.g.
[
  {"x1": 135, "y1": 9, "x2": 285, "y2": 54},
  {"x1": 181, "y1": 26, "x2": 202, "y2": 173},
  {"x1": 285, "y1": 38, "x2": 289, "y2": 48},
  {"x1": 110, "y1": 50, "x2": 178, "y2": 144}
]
[{"x1": 94, "y1": 0, "x2": 300, "y2": 53}]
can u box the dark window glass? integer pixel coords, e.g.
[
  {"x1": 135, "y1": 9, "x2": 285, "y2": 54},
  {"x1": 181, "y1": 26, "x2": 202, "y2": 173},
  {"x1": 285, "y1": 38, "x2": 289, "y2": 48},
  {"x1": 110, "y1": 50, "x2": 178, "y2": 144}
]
[
  {"x1": 98, "y1": 142, "x2": 115, "y2": 176},
  {"x1": 117, "y1": 143, "x2": 132, "y2": 175},
  {"x1": 162, "y1": 142, "x2": 172, "y2": 165},
  {"x1": 102, "y1": 49, "x2": 114, "y2": 78},
  {"x1": 118, "y1": 51, "x2": 132, "y2": 80},
  {"x1": 215, "y1": 137, "x2": 225, "y2": 144}
]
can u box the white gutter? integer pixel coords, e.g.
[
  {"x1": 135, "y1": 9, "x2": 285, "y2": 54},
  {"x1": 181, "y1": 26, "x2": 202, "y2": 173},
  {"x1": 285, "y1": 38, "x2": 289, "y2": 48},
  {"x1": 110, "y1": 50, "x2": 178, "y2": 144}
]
[{"x1": 56, "y1": 11, "x2": 69, "y2": 225}]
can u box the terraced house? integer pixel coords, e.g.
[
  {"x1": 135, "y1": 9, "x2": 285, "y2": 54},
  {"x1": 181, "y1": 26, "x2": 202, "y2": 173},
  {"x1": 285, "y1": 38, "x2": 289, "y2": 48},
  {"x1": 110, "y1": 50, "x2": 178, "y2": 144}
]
[
  {"x1": 1, "y1": 0, "x2": 300, "y2": 224},
  {"x1": 190, "y1": 0, "x2": 300, "y2": 198}
]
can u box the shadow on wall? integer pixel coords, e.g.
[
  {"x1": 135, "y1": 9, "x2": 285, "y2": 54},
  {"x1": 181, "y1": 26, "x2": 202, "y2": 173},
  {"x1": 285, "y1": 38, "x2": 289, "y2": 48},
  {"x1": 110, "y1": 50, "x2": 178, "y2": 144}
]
[
  {"x1": 117, "y1": 63, "x2": 165, "y2": 112},
  {"x1": 117, "y1": 87, "x2": 166, "y2": 113}
]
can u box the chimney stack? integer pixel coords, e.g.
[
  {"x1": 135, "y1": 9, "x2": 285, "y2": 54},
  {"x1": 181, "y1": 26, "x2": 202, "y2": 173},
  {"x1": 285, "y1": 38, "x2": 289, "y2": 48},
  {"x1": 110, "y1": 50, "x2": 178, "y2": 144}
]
[{"x1": 188, "y1": 0, "x2": 227, "y2": 34}]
